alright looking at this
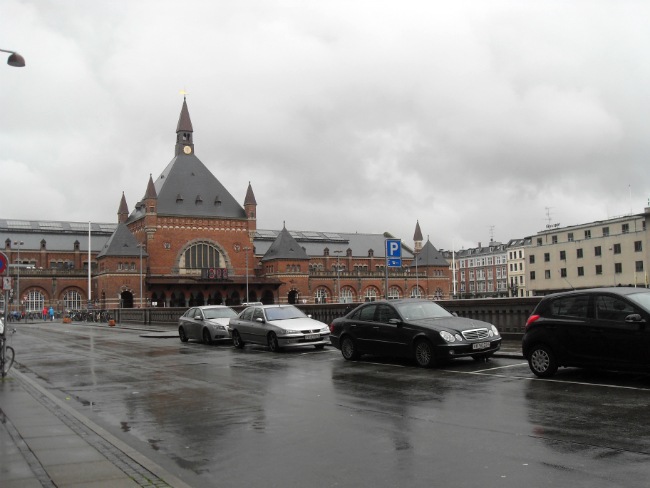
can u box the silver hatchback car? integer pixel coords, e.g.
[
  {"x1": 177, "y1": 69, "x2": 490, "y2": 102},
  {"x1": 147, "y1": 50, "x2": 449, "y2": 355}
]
[
  {"x1": 178, "y1": 305, "x2": 238, "y2": 344},
  {"x1": 229, "y1": 304, "x2": 330, "y2": 352}
]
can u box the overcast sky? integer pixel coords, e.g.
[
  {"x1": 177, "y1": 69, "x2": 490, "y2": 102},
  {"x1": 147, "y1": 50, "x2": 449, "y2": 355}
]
[{"x1": 2, "y1": 1, "x2": 649, "y2": 251}]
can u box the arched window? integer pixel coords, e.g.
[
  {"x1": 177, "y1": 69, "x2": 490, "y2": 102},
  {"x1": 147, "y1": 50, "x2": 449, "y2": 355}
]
[
  {"x1": 388, "y1": 286, "x2": 401, "y2": 300},
  {"x1": 315, "y1": 288, "x2": 328, "y2": 304},
  {"x1": 63, "y1": 290, "x2": 82, "y2": 310},
  {"x1": 340, "y1": 287, "x2": 354, "y2": 303},
  {"x1": 364, "y1": 287, "x2": 378, "y2": 302},
  {"x1": 410, "y1": 286, "x2": 423, "y2": 299},
  {"x1": 180, "y1": 242, "x2": 221, "y2": 270},
  {"x1": 434, "y1": 287, "x2": 444, "y2": 300},
  {"x1": 26, "y1": 290, "x2": 45, "y2": 312}
]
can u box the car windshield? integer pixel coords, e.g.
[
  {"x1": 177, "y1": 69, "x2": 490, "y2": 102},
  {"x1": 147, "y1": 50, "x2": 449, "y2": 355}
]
[
  {"x1": 265, "y1": 306, "x2": 307, "y2": 321},
  {"x1": 394, "y1": 301, "x2": 453, "y2": 320},
  {"x1": 204, "y1": 308, "x2": 237, "y2": 319},
  {"x1": 626, "y1": 291, "x2": 650, "y2": 312}
]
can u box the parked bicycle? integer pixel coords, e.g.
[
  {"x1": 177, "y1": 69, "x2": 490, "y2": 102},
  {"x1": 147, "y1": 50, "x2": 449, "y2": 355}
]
[{"x1": 0, "y1": 319, "x2": 16, "y2": 378}]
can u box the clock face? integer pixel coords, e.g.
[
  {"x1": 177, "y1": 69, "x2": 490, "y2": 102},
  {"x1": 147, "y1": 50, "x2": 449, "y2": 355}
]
[{"x1": 183, "y1": 145, "x2": 192, "y2": 154}]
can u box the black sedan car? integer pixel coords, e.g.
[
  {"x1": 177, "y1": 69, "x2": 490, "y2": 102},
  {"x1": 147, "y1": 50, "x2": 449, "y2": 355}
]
[
  {"x1": 329, "y1": 299, "x2": 501, "y2": 367},
  {"x1": 523, "y1": 287, "x2": 650, "y2": 378}
]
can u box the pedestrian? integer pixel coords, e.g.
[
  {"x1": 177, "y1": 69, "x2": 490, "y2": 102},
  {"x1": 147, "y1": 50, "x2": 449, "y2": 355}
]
[
  {"x1": 48, "y1": 306, "x2": 55, "y2": 321},
  {"x1": 42, "y1": 305, "x2": 48, "y2": 321}
]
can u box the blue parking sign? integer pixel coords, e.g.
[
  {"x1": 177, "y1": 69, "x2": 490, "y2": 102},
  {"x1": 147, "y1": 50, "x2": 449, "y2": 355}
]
[{"x1": 386, "y1": 239, "x2": 401, "y2": 267}]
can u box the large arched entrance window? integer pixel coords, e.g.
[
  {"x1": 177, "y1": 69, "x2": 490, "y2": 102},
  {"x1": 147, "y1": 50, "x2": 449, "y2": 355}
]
[
  {"x1": 25, "y1": 290, "x2": 45, "y2": 312},
  {"x1": 315, "y1": 288, "x2": 328, "y2": 304},
  {"x1": 63, "y1": 290, "x2": 82, "y2": 310},
  {"x1": 410, "y1": 286, "x2": 423, "y2": 299},
  {"x1": 364, "y1": 287, "x2": 379, "y2": 302},
  {"x1": 180, "y1": 241, "x2": 222, "y2": 272},
  {"x1": 388, "y1": 286, "x2": 401, "y2": 300},
  {"x1": 340, "y1": 287, "x2": 354, "y2": 303}
]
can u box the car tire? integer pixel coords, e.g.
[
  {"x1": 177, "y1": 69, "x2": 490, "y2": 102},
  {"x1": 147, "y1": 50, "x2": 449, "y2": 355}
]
[
  {"x1": 268, "y1": 332, "x2": 281, "y2": 352},
  {"x1": 179, "y1": 327, "x2": 188, "y2": 343},
  {"x1": 340, "y1": 336, "x2": 360, "y2": 361},
  {"x1": 203, "y1": 329, "x2": 212, "y2": 345},
  {"x1": 314, "y1": 344, "x2": 325, "y2": 350},
  {"x1": 528, "y1": 344, "x2": 558, "y2": 378},
  {"x1": 414, "y1": 339, "x2": 435, "y2": 368},
  {"x1": 232, "y1": 330, "x2": 245, "y2": 349}
]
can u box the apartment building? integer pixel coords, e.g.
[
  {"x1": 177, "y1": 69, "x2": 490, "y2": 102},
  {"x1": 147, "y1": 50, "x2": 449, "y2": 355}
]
[{"x1": 525, "y1": 209, "x2": 650, "y2": 294}]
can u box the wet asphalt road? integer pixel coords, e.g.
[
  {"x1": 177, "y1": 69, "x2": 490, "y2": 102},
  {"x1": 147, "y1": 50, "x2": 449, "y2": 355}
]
[{"x1": 8, "y1": 321, "x2": 650, "y2": 487}]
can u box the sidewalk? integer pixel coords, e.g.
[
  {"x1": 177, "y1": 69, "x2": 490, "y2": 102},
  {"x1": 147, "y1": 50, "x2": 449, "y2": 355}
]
[{"x1": 0, "y1": 366, "x2": 191, "y2": 488}]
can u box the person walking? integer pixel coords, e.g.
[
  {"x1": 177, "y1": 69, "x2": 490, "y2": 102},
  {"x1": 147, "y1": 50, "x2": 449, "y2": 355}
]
[
  {"x1": 48, "y1": 306, "x2": 55, "y2": 321},
  {"x1": 42, "y1": 305, "x2": 48, "y2": 321}
]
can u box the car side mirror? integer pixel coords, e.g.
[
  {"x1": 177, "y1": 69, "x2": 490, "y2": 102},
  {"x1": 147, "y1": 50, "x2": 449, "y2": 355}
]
[
  {"x1": 452, "y1": 312, "x2": 458, "y2": 317},
  {"x1": 255, "y1": 318, "x2": 265, "y2": 324},
  {"x1": 388, "y1": 318, "x2": 402, "y2": 326}
]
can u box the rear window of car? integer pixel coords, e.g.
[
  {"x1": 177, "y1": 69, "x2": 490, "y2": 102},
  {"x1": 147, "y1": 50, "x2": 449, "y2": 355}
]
[{"x1": 548, "y1": 295, "x2": 590, "y2": 318}]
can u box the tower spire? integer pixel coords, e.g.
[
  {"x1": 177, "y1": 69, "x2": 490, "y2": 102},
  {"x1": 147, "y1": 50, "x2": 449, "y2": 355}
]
[{"x1": 175, "y1": 96, "x2": 194, "y2": 156}]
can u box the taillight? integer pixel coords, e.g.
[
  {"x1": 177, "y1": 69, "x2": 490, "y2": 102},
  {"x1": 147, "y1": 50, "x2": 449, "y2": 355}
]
[
  {"x1": 525, "y1": 314, "x2": 540, "y2": 329},
  {"x1": 329, "y1": 323, "x2": 335, "y2": 333}
]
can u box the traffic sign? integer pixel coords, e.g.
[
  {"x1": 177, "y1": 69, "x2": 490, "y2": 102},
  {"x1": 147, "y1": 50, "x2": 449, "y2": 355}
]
[
  {"x1": 386, "y1": 239, "x2": 402, "y2": 268},
  {"x1": 0, "y1": 252, "x2": 7, "y2": 274}
]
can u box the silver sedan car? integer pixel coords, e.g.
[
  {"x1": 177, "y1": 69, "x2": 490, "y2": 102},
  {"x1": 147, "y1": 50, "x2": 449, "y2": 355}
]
[
  {"x1": 178, "y1": 305, "x2": 238, "y2": 344},
  {"x1": 229, "y1": 304, "x2": 330, "y2": 352}
]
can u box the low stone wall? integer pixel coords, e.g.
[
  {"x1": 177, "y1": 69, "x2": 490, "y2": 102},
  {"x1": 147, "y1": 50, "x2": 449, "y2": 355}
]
[{"x1": 116, "y1": 297, "x2": 542, "y2": 338}]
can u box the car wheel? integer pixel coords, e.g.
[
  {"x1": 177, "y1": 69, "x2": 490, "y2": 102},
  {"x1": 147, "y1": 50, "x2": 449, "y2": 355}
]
[
  {"x1": 268, "y1": 332, "x2": 281, "y2": 352},
  {"x1": 179, "y1": 327, "x2": 188, "y2": 343},
  {"x1": 203, "y1": 329, "x2": 212, "y2": 345},
  {"x1": 314, "y1": 344, "x2": 325, "y2": 350},
  {"x1": 414, "y1": 339, "x2": 435, "y2": 368},
  {"x1": 528, "y1": 344, "x2": 558, "y2": 378},
  {"x1": 232, "y1": 330, "x2": 245, "y2": 349},
  {"x1": 340, "y1": 336, "x2": 359, "y2": 361}
]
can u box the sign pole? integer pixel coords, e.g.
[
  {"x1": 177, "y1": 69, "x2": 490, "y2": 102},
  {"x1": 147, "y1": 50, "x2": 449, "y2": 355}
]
[{"x1": 0, "y1": 252, "x2": 9, "y2": 358}]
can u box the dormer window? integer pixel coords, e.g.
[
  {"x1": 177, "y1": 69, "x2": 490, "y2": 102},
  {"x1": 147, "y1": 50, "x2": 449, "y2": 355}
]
[
  {"x1": 195, "y1": 195, "x2": 203, "y2": 205},
  {"x1": 176, "y1": 194, "x2": 183, "y2": 203},
  {"x1": 214, "y1": 196, "x2": 222, "y2": 206}
]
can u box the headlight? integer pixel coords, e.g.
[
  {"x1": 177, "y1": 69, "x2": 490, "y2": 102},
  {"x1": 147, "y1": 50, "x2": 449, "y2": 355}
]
[
  {"x1": 319, "y1": 327, "x2": 329, "y2": 333},
  {"x1": 491, "y1": 325, "x2": 500, "y2": 336},
  {"x1": 439, "y1": 330, "x2": 455, "y2": 343},
  {"x1": 454, "y1": 334, "x2": 463, "y2": 342},
  {"x1": 280, "y1": 328, "x2": 298, "y2": 335},
  {"x1": 213, "y1": 325, "x2": 227, "y2": 330}
]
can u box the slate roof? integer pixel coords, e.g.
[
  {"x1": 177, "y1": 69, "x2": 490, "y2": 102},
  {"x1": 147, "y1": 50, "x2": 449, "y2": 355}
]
[
  {"x1": 261, "y1": 226, "x2": 310, "y2": 262},
  {"x1": 254, "y1": 229, "x2": 415, "y2": 259},
  {"x1": 97, "y1": 223, "x2": 147, "y2": 258},
  {"x1": 0, "y1": 220, "x2": 116, "y2": 252},
  {"x1": 412, "y1": 239, "x2": 449, "y2": 267}
]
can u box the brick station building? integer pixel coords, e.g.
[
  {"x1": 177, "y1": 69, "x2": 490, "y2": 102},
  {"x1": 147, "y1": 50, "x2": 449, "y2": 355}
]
[{"x1": 0, "y1": 100, "x2": 453, "y2": 314}]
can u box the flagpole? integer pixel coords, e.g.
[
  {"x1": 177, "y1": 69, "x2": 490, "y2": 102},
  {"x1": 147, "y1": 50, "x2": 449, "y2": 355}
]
[{"x1": 88, "y1": 222, "x2": 91, "y2": 307}]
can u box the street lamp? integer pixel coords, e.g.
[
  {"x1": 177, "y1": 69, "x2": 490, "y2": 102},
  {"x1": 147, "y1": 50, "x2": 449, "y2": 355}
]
[
  {"x1": 138, "y1": 243, "x2": 145, "y2": 308},
  {"x1": 333, "y1": 250, "x2": 343, "y2": 302},
  {"x1": 0, "y1": 49, "x2": 25, "y2": 67},
  {"x1": 243, "y1": 247, "x2": 252, "y2": 304},
  {"x1": 13, "y1": 241, "x2": 23, "y2": 311}
]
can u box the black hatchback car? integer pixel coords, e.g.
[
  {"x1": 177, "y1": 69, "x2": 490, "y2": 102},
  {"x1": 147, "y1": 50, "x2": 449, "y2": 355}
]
[
  {"x1": 329, "y1": 299, "x2": 501, "y2": 367},
  {"x1": 522, "y1": 287, "x2": 650, "y2": 377}
]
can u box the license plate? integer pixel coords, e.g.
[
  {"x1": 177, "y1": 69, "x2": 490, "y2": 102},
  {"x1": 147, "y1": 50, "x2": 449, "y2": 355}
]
[
  {"x1": 472, "y1": 342, "x2": 490, "y2": 350},
  {"x1": 304, "y1": 334, "x2": 320, "y2": 340}
]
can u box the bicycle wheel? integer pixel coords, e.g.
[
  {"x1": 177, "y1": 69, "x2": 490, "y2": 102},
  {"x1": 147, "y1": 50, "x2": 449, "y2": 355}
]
[{"x1": 2, "y1": 346, "x2": 15, "y2": 377}]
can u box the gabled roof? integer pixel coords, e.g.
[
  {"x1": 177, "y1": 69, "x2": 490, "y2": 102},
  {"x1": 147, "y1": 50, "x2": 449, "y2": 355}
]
[
  {"x1": 97, "y1": 223, "x2": 148, "y2": 258},
  {"x1": 261, "y1": 226, "x2": 309, "y2": 262},
  {"x1": 412, "y1": 239, "x2": 448, "y2": 267}
]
